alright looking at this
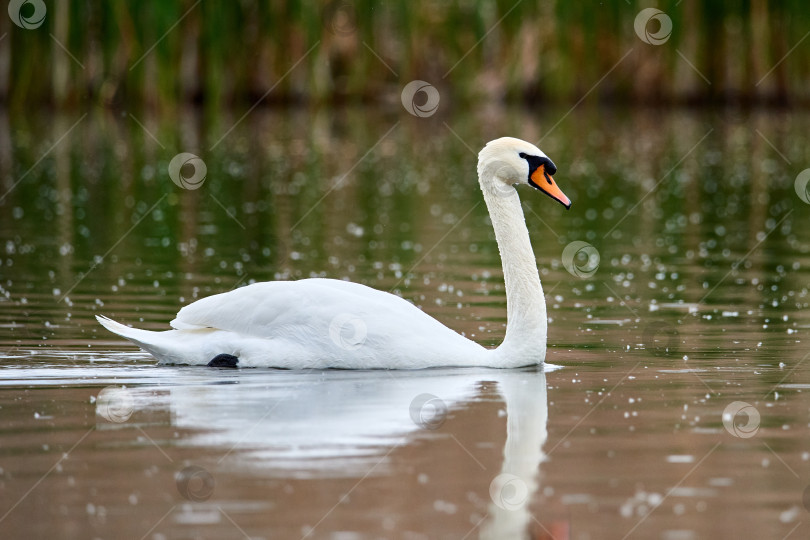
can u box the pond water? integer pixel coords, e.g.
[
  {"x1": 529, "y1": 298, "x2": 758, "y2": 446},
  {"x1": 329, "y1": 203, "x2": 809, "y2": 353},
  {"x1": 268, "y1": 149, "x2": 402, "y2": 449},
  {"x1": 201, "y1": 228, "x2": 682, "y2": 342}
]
[{"x1": 1, "y1": 105, "x2": 809, "y2": 539}]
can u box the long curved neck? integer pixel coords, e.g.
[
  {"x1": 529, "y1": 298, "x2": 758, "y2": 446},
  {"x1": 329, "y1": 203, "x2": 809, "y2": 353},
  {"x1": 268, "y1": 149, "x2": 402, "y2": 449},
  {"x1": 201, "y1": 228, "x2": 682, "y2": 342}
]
[{"x1": 479, "y1": 171, "x2": 547, "y2": 364}]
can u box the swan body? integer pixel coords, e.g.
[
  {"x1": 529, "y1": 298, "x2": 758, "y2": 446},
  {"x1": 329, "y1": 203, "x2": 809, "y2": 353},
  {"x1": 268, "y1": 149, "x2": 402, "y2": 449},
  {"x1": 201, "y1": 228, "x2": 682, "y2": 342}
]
[
  {"x1": 97, "y1": 137, "x2": 571, "y2": 369},
  {"x1": 98, "y1": 279, "x2": 487, "y2": 368}
]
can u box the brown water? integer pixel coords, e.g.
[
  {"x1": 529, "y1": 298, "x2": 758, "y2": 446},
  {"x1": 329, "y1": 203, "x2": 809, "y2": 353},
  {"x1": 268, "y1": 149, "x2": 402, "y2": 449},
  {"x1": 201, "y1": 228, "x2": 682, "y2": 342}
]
[{"x1": 1, "y1": 106, "x2": 809, "y2": 539}]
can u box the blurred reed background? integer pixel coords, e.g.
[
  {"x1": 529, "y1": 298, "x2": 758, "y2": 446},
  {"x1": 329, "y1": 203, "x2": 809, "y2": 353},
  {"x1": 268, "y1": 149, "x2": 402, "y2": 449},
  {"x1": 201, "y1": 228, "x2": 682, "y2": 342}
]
[{"x1": 2, "y1": 0, "x2": 809, "y2": 111}]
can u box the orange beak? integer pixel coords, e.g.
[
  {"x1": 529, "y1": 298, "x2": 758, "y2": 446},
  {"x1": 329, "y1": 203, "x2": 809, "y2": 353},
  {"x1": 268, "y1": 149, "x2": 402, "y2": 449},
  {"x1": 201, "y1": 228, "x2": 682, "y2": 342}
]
[{"x1": 529, "y1": 165, "x2": 571, "y2": 209}]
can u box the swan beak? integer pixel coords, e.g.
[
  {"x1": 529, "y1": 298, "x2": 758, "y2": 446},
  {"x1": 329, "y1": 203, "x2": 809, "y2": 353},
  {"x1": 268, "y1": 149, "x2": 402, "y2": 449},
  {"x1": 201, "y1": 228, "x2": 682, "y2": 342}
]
[{"x1": 529, "y1": 165, "x2": 572, "y2": 209}]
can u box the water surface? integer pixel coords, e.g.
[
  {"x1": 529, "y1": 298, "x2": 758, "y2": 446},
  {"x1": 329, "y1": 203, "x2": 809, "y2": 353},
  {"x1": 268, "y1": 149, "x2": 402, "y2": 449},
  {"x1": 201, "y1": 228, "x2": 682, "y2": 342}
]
[{"x1": 1, "y1": 106, "x2": 809, "y2": 539}]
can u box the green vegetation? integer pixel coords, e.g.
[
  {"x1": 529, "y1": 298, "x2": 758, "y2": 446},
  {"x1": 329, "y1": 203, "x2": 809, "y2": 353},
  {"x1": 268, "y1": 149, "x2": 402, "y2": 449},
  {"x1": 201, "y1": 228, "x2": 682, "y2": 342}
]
[{"x1": 3, "y1": 0, "x2": 809, "y2": 110}]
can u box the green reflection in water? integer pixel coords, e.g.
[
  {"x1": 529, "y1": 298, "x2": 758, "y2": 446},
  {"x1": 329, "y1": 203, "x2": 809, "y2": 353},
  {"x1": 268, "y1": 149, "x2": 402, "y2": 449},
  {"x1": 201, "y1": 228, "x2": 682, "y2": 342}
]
[{"x1": 0, "y1": 106, "x2": 808, "y2": 374}]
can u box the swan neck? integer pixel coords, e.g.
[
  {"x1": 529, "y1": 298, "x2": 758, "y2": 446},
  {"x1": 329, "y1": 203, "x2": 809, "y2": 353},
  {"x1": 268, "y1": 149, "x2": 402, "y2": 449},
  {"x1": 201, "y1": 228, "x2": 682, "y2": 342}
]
[{"x1": 479, "y1": 171, "x2": 547, "y2": 360}]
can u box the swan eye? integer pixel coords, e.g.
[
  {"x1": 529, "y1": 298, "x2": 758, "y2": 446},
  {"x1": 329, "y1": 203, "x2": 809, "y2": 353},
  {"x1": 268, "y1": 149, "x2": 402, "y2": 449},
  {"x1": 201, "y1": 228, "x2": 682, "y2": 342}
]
[{"x1": 518, "y1": 152, "x2": 558, "y2": 179}]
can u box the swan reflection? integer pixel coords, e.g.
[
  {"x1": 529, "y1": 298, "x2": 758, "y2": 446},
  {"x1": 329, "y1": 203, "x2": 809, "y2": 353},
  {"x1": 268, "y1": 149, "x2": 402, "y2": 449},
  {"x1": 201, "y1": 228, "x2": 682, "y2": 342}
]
[{"x1": 141, "y1": 366, "x2": 551, "y2": 538}]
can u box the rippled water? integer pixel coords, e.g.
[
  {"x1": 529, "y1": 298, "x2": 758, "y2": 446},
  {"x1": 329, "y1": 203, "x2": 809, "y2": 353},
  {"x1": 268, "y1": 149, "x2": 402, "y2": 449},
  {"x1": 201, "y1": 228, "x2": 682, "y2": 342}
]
[{"x1": 1, "y1": 106, "x2": 809, "y2": 539}]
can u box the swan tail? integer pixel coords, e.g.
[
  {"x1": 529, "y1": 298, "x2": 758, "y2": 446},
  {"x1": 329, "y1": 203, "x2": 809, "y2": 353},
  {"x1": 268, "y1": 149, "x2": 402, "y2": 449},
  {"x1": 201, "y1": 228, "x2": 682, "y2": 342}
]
[{"x1": 95, "y1": 315, "x2": 178, "y2": 361}]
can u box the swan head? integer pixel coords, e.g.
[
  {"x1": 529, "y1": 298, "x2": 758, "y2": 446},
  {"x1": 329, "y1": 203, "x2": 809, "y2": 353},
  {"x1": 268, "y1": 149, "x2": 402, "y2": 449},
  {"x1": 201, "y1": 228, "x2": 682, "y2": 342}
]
[{"x1": 478, "y1": 137, "x2": 571, "y2": 209}]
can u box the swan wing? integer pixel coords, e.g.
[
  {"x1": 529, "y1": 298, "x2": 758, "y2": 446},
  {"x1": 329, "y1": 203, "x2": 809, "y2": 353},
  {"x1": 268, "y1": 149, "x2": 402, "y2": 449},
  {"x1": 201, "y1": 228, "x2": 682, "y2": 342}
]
[
  {"x1": 163, "y1": 278, "x2": 488, "y2": 368},
  {"x1": 170, "y1": 278, "x2": 467, "y2": 345}
]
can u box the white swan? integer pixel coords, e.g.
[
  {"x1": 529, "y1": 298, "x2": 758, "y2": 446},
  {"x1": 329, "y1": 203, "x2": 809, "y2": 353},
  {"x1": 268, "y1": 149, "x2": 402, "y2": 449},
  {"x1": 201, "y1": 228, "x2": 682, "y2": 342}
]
[{"x1": 96, "y1": 137, "x2": 571, "y2": 368}]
